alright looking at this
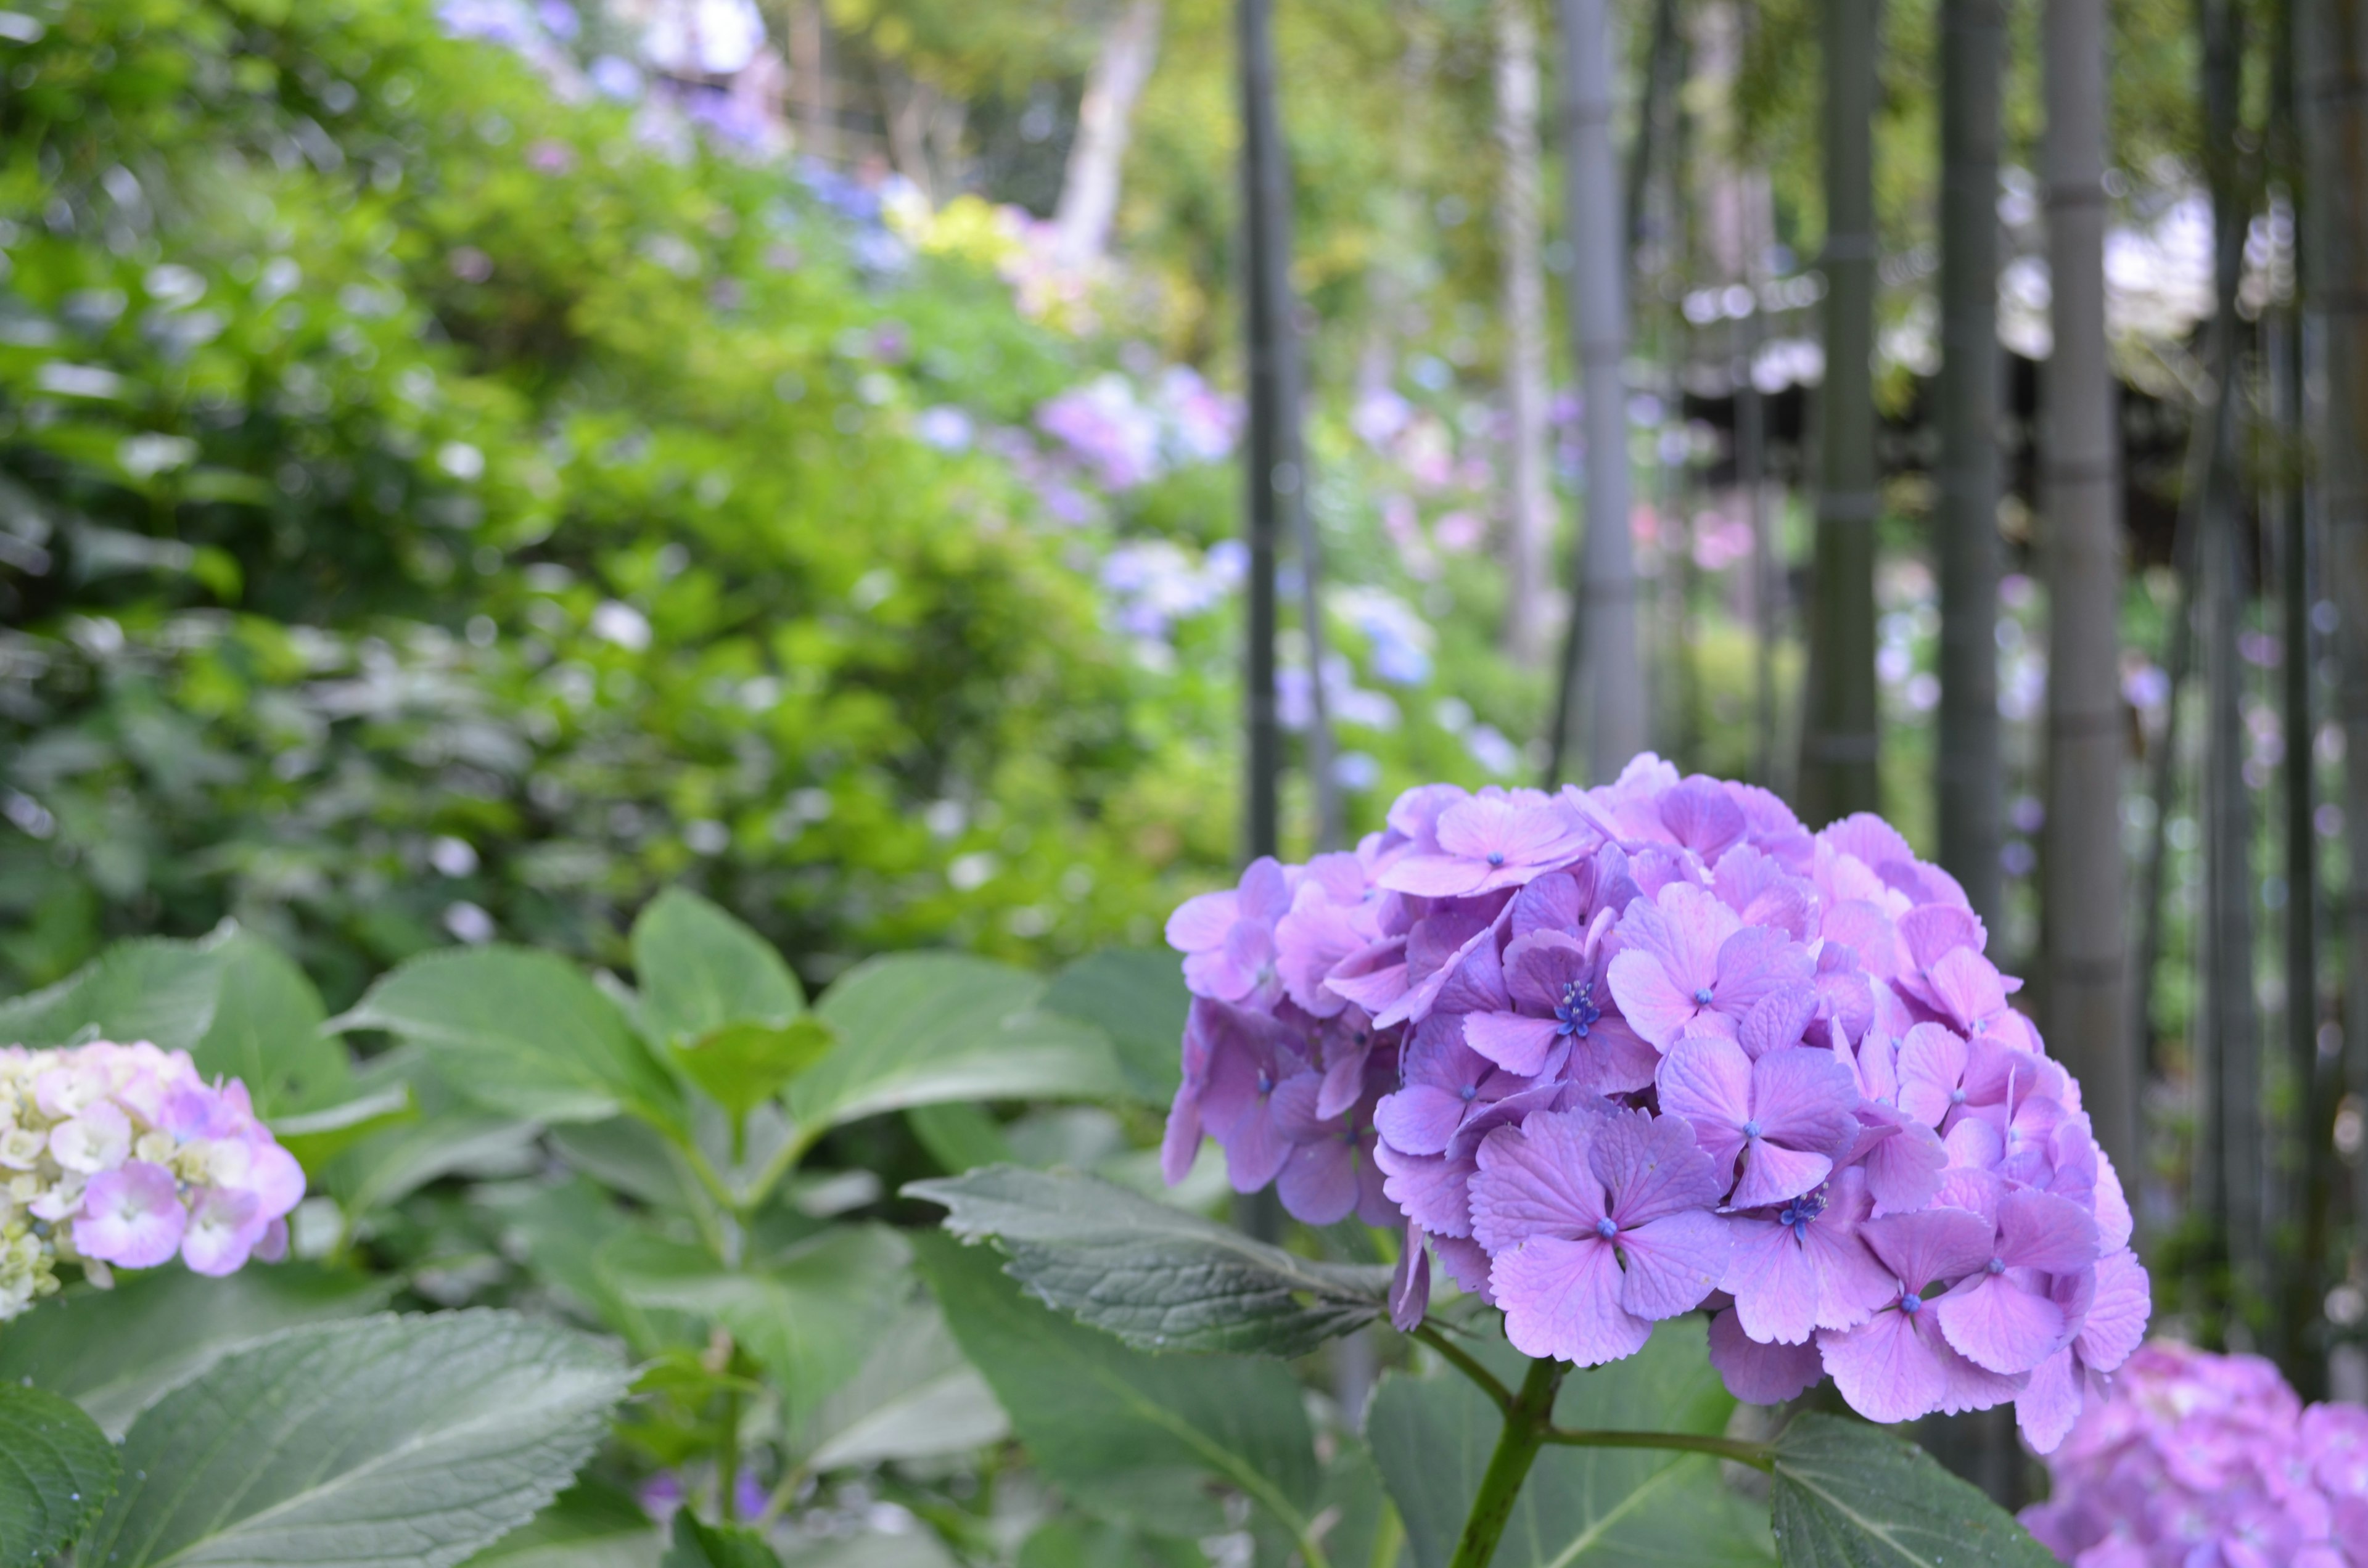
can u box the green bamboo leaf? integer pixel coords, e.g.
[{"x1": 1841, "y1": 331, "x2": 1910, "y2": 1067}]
[
  {"x1": 914, "y1": 1232, "x2": 1320, "y2": 1543},
  {"x1": 906, "y1": 1164, "x2": 1389, "y2": 1357},
  {"x1": 78, "y1": 1311, "x2": 630, "y2": 1568},
  {"x1": 1766, "y1": 1414, "x2": 2057, "y2": 1567},
  {"x1": 1368, "y1": 1321, "x2": 1774, "y2": 1568},
  {"x1": 0, "y1": 1382, "x2": 118, "y2": 1568}
]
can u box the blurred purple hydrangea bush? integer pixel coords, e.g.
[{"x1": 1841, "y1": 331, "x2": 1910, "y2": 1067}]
[{"x1": 2022, "y1": 1342, "x2": 2368, "y2": 1566}]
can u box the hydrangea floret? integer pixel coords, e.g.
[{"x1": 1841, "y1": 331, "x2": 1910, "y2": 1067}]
[
  {"x1": 2021, "y1": 1342, "x2": 2368, "y2": 1566},
  {"x1": 0, "y1": 1039, "x2": 305, "y2": 1320},
  {"x1": 1162, "y1": 755, "x2": 2149, "y2": 1451}
]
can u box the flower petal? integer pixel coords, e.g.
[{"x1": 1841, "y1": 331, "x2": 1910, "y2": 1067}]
[{"x1": 1492, "y1": 1235, "x2": 1653, "y2": 1367}]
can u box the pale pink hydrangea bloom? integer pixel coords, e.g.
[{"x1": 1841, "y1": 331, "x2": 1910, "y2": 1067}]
[{"x1": 0, "y1": 1039, "x2": 304, "y2": 1318}]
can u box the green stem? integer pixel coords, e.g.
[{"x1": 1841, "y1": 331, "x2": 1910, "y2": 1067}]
[
  {"x1": 717, "y1": 1385, "x2": 742, "y2": 1524},
  {"x1": 1412, "y1": 1323, "x2": 1516, "y2": 1410},
  {"x1": 1542, "y1": 1427, "x2": 1774, "y2": 1472},
  {"x1": 755, "y1": 1459, "x2": 812, "y2": 1530},
  {"x1": 1445, "y1": 1357, "x2": 1564, "y2": 1568}
]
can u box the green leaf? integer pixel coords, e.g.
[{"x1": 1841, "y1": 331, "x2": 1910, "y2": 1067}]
[
  {"x1": 0, "y1": 1382, "x2": 118, "y2": 1568},
  {"x1": 792, "y1": 1298, "x2": 1009, "y2": 1472},
  {"x1": 1368, "y1": 1320, "x2": 1774, "y2": 1568},
  {"x1": 1040, "y1": 949, "x2": 1190, "y2": 1103},
  {"x1": 79, "y1": 1310, "x2": 631, "y2": 1568},
  {"x1": 914, "y1": 1232, "x2": 1320, "y2": 1543},
  {"x1": 270, "y1": 1084, "x2": 416, "y2": 1174},
  {"x1": 794, "y1": 954, "x2": 1126, "y2": 1141},
  {"x1": 331, "y1": 946, "x2": 683, "y2": 1127},
  {"x1": 327, "y1": 1104, "x2": 542, "y2": 1219},
  {"x1": 1017, "y1": 1519, "x2": 1201, "y2": 1568},
  {"x1": 664, "y1": 1513, "x2": 784, "y2": 1568},
  {"x1": 0, "y1": 927, "x2": 233, "y2": 1052},
  {"x1": 905, "y1": 1164, "x2": 1390, "y2": 1357},
  {"x1": 462, "y1": 1482, "x2": 662, "y2": 1568},
  {"x1": 190, "y1": 933, "x2": 351, "y2": 1117},
  {"x1": 483, "y1": 1179, "x2": 676, "y2": 1352},
  {"x1": 605, "y1": 1224, "x2": 911, "y2": 1428},
  {"x1": 0, "y1": 1263, "x2": 395, "y2": 1438},
  {"x1": 906, "y1": 1102, "x2": 1016, "y2": 1174},
  {"x1": 633, "y1": 887, "x2": 807, "y2": 1045},
  {"x1": 1766, "y1": 1414, "x2": 2057, "y2": 1567},
  {"x1": 672, "y1": 1017, "x2": 836, "y2": 1124}
]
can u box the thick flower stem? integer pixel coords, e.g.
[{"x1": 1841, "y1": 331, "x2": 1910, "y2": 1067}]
[{"x1": 1445, "y1": 1357, "x2": 1565, "y2": 1568}]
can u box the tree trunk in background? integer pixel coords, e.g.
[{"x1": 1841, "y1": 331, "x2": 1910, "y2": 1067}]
[
  {"x1": 1237, "y1": 0, "x2": 1340, "y2": 857},
  {"x1": 1495, "y1": 0, "x2": 1555, "y2": 669},
  {"x1": 2268, "y1": 263, "x2": 2328, "y2": 1388},
  {"x1": 1937, "y1": 0, "x2": 2005, "y2": 934},
  {"x1": 1053, "y1": 0, "x2": 1163, "y2": 268},
  {"x1": 1547, "y1": 0, "x2": 1644, "y2": 784},
  {"x1": 2041, "y1": 0, "x2": 2138, "y2": 1184},
  {"x1": 1692, "y1": 4, "x2": 1782, "y2": 790},
  {"x1": 2298, "y1": 0, "x2": 2368, "y2": 1320},
  {"x1": 790, "y1": 0, "x2": 833, "y2": 162},
  {"x1": 2197, "y1": 0, "x2": 2263, "y2": 1315},
  {"x1": 1799, "y1": 0, "x2": 1881, "y2": 824}
]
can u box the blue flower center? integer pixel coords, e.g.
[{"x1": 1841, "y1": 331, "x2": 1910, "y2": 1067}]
[
  {"x1": 1986, "y1": 1257, "x2": 2007, "y2": 1275},
  {"x1": 1458, "y1": 1082, "x2": 1479, "y2": 1103},
  {"x1": 1949, "y1": 1086, "x2": 1967, "y2": 1105},
  {"x1": 1593, "y1": 1217, "x2": 1619, "y2": 1241},
  {"x1": 1742, "y1": 1120, "x2": 1763, "y2": 1140},
  {"x1": 1693, "y1": 987, "x2": 1714, "y2": 1006},
  {"x1": 1256, "y1": 1070, "x2": 1275, "y2": 1096},
  {"x1": 1554, "y1": 979, "x2": 1601, "y2": 1038},
  {"x1": 1776, "y1": 1190, "x2": 1828, "y2": 1239},
  {"x1": 1486, "y1": 851, "x2": 1507, "y2": 866},
  {"x1": 1900, "y1": 1292, "x2": 1923, "y2": 1315}
]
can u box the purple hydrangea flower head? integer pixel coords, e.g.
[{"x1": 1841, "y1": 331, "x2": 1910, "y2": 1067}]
[
  {"x1": 1158, "y1": 755, "x2": 2147, "y2": 1445},
  {"x1": 1471, "y1": 1109, "x2": 1732, "y2": 1366},
  {"x1": 2021, "y1": 1342, "x2": 2367, "y2": 1563}
]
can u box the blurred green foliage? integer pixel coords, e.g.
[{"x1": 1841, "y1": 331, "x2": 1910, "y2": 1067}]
[{"x1": 0, "y1": 0, "x2": 1232, "y2": 1003}]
